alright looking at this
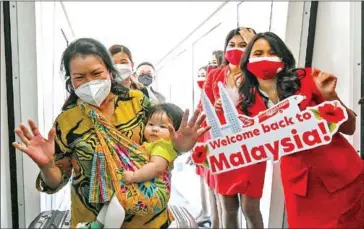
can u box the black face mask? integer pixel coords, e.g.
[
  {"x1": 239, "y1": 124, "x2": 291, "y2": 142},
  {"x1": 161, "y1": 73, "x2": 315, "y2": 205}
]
[{"x1": 138, "y1": 74, "x2": 153, "y2": 87}]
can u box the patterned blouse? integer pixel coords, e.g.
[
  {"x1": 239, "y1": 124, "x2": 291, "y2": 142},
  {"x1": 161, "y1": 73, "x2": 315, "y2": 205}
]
[{"x1": 36, "y1": 90, "x2": 171, "y2": 229}]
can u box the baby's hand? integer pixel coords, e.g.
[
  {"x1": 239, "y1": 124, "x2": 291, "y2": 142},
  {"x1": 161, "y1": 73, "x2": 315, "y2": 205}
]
[{"x1": 123, "y1": 171, "x2": 135, "y2": 184}]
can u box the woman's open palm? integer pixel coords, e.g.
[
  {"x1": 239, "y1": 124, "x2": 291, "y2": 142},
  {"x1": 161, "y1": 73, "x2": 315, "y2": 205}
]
[{"x1": 13, "y1": 120, "x2": 56, "y2": 167}]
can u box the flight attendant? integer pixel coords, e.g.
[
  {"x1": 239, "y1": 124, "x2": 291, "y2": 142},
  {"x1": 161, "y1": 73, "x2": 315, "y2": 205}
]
[
  {"x1": 199, "y1": 27, "x2": 266, "y2": 229},
  {"x1": 238, "y1": 31, "x2": 364, "y2": 228}
]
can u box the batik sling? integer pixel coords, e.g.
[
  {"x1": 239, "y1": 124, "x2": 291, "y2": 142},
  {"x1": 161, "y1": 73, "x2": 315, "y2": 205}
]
[{"x1": 79, "y1": 102, "x2": 171, "y2": 215}]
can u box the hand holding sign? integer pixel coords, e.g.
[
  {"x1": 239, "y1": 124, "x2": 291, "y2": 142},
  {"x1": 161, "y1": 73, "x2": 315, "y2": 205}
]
[
  {"x1": 192, "y1": 83, "x2": 348, "y2": 174},
  {"x1": 214, "y1": 99, "x2": 223, "y2": 112}
]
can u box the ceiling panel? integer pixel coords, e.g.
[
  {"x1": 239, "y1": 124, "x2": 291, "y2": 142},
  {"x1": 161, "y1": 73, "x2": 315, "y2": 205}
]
[{"x1": 63, "y1": 2, "x2": 222, "y2": 67}]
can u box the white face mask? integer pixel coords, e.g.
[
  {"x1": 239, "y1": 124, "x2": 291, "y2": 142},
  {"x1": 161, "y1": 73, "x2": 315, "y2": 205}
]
[
  {"x1": 115, "y1": 64, "x2": 133, "y2": 81},
  {"x1": 74, "y1": 79, "x2": 111, "y2": 107}
]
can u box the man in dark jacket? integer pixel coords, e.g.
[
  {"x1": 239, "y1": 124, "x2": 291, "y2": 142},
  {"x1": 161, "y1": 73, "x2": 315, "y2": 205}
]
[{"x1": 135, "y1": 62, "x2": 166, "y2": 104}]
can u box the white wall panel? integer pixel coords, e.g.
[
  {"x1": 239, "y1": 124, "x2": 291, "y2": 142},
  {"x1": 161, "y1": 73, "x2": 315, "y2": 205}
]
[
  {"x1": 1, "y1": 2, "x2": 13, "y2": 228},
  {"x1": 9, "y1": 2, "x2": 40, "y2": 227}
]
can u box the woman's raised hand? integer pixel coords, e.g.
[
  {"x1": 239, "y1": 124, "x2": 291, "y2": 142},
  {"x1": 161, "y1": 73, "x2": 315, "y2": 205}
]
[
  {"x1": 311, "y1": 68, "x2": 338, "y2": 100},
  {"x1": 239, "y1": 27, "x2": 256, "y2": 44},
  {"x1": 12, "y1": 120, "x2": 56, "y2": 168},
  {"x1": 168, "y1": 109, "x2": 211, "y2": 153}
]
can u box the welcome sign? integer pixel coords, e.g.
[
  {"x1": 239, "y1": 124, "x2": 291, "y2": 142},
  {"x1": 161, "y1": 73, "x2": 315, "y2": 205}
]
[{"x1": 192, "y1": 82, "x2": 348, "y2": 174}]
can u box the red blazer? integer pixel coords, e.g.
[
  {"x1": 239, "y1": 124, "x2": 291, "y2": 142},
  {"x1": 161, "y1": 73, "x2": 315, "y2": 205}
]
[
  {"x1": 247, "y1": 69, "x2": 363, "y2": 195},
  {"x1": 197, "y1": 67, "x2": 222, "y2": 110}
]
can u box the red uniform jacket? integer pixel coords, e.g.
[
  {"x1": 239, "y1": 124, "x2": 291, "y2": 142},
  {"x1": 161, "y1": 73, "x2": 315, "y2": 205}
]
[{"x1": 247, "y1": 68, "x2": 363, "y2": 196}]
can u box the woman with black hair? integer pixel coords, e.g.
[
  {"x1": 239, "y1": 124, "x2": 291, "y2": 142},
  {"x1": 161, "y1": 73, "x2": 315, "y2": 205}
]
[
  {"x1": 109, "y1": 44, "x2": 150, "y2": 98},
  {"x1": 12, "y1": 38, "x2": 209, "y2": 229},
  {"x1": 198, "y1": 27, "x2": 265, "y2": 228},
  {"x1": 108, "y1": 44, "x2": 135, "y2": 89},
  {"x1": 239, "y1": 31, "x2": 364, "y2": 228},
  {"x1": 196, "y1": 65, "x2": 208, "y2": 89},
  {"x1": 207, "y1": 50, "x2": 224, "y2": 74}
]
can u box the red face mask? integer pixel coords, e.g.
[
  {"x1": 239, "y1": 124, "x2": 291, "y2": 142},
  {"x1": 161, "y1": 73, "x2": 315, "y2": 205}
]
[
  {"x1": 225, "y1": 48, "x2": 245, "y2": 66},
  {"x1": 247, "y1": 56, "x2": 285, "y2": 80},
  {"x1": 207, "y1": 65, "x2": 217, "y2": 74},
  {"x1": 197, "y1": 79, "x2": 205, "y2": 89}
]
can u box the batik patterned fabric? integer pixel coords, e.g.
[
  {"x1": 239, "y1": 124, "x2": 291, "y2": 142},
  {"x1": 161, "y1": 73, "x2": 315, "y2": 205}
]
[
  {"x1": 81, "y1": 102, "x2": 171, "y2": 216},
  {"x1": 36, "y1": 90, "x2": 171, "y2": 229}
]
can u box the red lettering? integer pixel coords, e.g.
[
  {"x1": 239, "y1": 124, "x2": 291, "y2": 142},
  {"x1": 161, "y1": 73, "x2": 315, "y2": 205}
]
[
  {"x1": 284, "y1": 116, "x2": 295, "y2": 125},
  {"x1": 221, "y1": 139, "x2": 227, "y2": 146},
  {"x1": 265, "y1": 141, "x2": 280, "y2": 161},
  {"x1": 291, "y1": 129, "x2": 304, "y2": 149},
  {"x1": 230, "y1": 136, "x2": 236, "y2": 143},
  {"x1": 251, "y1": 145, "x2": 268, "y2": 160},
  {"x1": 296, "y1": 113, "x2": 304, "y2": 122},
  {"x1": 261, "y1": 123, "x2": 271, "y2": 133},
  {"x1": 278, "y1": 120, "x2": 286, "y2": 128},
  {"x1": 210, "y1": 153, "x2": 231, "y2": 173},
  {"x1": 242, "y1": 131, "x2": 254, "y2": 139},
  {"x1": 229, "y1": 152, "x2": 245, "y2": 167},
  {"x1": 303, "y1": 112, "x2": 312, "y2": 120},
  {"x1": 236, "y1": 134, "x2": 243, "y2": 141},
  {"x1": 209, "y1": 140, "x2": 221, "y2": 150},
  {"x1": 241, "y1": 145, "x2": 252, "y2": 163},
  {"x1": 271, "y1": 122, "x2": 279, "y2": 130},
  {"x1": 318, "y1": 122, "x2": 331, "y2": 142},
  {"x1": 226, "y1": 135, "x2": 231, "y2": 144},
  {"x1": 302, "y1": 129, "x2": 322, "y2": 146},
  {"x1": 253, "y1": 129, "x2": 260, "y2": 136},
  {"x1": 281, "y1": 137, "x2": 295, "y2": 153}
]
